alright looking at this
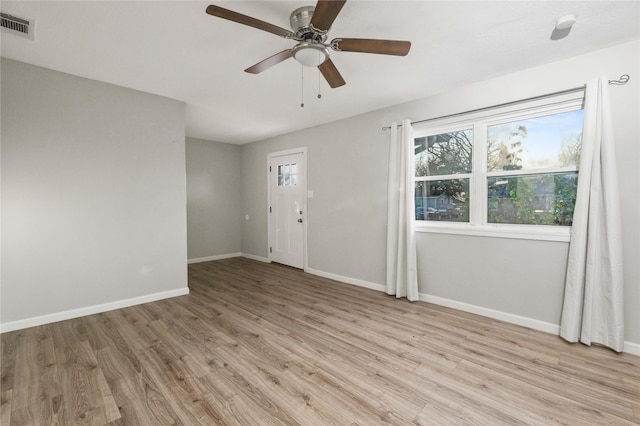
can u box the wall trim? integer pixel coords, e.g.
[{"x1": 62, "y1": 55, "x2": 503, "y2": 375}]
[
  {"x1": 6, "y1": 256, "x2": 636, "y2": 355},
  {"x1": 419, "y1": 293, "x2": 561, "y2": 335},
  {"x1": 188, "y1": 253, "x2": 242, "y2": 264},
  {"x1": 241, "y1": 253, "x2": 271, "y2": 263},
  {"x1": 305, "y1": 268, "x2": 386, "y2": 293},
  {"x1": 188, "y1": 253, "x2": 271, "y2": 264},
  {"x1": 420, "y1": 293, "x2": 639, "y2": 356},
  {"x1": 623, "y1": 341, "x2": 640, "y2": 356},
  {"x1": 297, "y1": 268, "x2": 639, "y2": 356},
  {"x1": 0, "y1": 287, "x2": 190, "y2": 334}
]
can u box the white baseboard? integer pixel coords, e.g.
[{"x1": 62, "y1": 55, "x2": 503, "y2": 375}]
[
  {"x1": 297, "y1": 269, "x2": 640, "y2": 356},
  {"x1": 241, "y1": 253, "x2": 271, "y2": 263},
  {"x1": 623, "y1": 341, "x2": 640, "y2": 356},
  {"x1": 188, "y1": 252, "x2": 271, "y2": 264},
  {"x1": 419, "y1": 293, "x2": 639, "y2": 356},
  {"x1": 305, "y1": 268, "x2": 386, "y2": 293},
  {"x1": 419, "y1": 293, "x2": 561, "y2": 335},
  {"x1": 301, "y1": 269, "x2": 557, "y2": 334},
  {"x1": 8, "y1": 256, "x2": 636, "y2": 355},
  {"x1": 188, "y1": 253, "x2": 242, "y2": 264},
  {"x1": 0, "y1": 287, "x2": 190, "y2": 334}
]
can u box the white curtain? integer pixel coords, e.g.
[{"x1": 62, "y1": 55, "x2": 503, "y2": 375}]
[
  {"x1": 386, "y1": 120, "x2": 419, "y2": 301},
  {"x1": 560, "y1": 76, "x2": 624, "y2": 352}
]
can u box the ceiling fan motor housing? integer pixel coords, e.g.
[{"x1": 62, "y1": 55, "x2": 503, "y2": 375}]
[
  {"x1": 290, "y1": 6, "x2": 327, "y2": 41},
  {"x1": 290, "y1": 6, "x2": 314, "y2": 34},
  {"x1": 290, "y1": 6, "x2": 329, "y2": 67}
]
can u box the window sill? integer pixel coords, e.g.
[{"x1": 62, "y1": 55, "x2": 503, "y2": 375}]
[{"x1": 414, "y1": 222, "x2": 571, "y2": 242}]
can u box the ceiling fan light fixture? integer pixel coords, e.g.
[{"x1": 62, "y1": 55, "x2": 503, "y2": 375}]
[{"x1": 292, "y1": 41, "x2": 329, "y2": 67}]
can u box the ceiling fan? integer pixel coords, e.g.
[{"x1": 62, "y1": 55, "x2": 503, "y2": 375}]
[{"x1": 205, "y1": 1, "x2": 411, "y2": 88}]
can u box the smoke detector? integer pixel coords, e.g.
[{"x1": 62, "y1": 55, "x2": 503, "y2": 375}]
[{"x1": 555, "y1": 14, "x2": 577, "y2": 30}]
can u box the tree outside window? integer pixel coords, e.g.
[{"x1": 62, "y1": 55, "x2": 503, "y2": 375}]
[{"x1": 413, "y1": 106, "x2": 583, "y2": 228}]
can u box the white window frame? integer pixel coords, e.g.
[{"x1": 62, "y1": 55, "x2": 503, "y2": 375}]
[{"x1": 412, "y1": 93, "x2": 584, "y2": 242}]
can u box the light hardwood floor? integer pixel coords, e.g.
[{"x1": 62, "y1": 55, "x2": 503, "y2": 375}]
[{"x1": 1, "y1": 257, "x2": 639, "y2": 425}]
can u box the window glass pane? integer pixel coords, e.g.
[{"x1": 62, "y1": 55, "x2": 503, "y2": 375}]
[
  {"x1": 415, "y1": 179, "x2": 469, "y2": 222},
  {"x1": 283, "y1": 164, "x2": 290, "y2": 185},
  {"x1": 487, "y1": 172, "x2": 578, "y2": 225},
  {"x1": 415, "y1": 129, "x2": 473, "y2": 177},
  {"x1": 290, "y1": 163, "x2": 297, "y2": 186},
  {"x1": 487, "y1": 109, "x2": 584, "y2": 171},
  {"x1": 277, "y1": 165, "x2": 283, "y2": 186}
]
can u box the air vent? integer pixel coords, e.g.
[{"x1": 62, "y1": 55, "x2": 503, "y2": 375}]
[{"x1": 1, "y1": 12, "x2": 34, "y2": 40}]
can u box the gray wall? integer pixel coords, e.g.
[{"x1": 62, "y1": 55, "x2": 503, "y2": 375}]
[
  {"x1": 186, "y1": 137, "x2": 241, "y2": 259},
  {"x1": 240, "y1": 40, "x2": 639, "y2": 346},
  {"x1": 2, "y1": 40, "x2": 637, "y2": 347},
  {"x1": 240, "y1": 114, "x2": 388, "y2": 283},
  {"x1": 1, "y1": 59, "x2": 188, "y2": 325}
]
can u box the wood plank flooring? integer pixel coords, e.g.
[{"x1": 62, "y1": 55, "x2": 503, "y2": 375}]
[{"x1": 1, "y1": 257, "x2": 639, "y2": 425}]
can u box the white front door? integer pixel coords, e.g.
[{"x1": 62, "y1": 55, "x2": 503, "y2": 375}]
[{"x1": 268, "y1": 150, "x2": 306, "y2": 269}]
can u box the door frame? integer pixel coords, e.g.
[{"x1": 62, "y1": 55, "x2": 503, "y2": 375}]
[{"x1": 267, "y1": 147, "x2": 308, "y2": 270}]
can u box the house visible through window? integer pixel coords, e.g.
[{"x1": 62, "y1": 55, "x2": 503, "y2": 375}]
[
  {"x1": 412, "y1": 96, "x2": 584, "y2": 240},
  {"x1": 414, "y1": 128, "x2": 472, "y2": 222}
]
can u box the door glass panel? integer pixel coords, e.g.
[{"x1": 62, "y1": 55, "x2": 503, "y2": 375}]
[
  {"x1": 290, "y1": 163, "x2": 297, "y2": 186},
  {"x1": 277, "y1": 163, "x2": 297, "y2": 186}
]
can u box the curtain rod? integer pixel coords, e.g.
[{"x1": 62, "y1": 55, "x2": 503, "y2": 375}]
[{"x1": 382, "y1": 74, "x2": 630, "y2": 131}]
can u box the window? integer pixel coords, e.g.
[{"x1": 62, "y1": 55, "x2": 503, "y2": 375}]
[
  {"x1": 277, "y1": 162, "x2": 297, "y2": 186},
  {"x1": 413, "y1": 96, "x2": 584, "y2": 241},
  {"x1": 414, "y1": 128, "x2": 472, "y2": 222}
]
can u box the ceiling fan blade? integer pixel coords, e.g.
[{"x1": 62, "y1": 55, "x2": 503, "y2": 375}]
[
  {"x1": 318, "y1": 59, "x2": 346, "y2": 88},
  {"x1": 245, "y1": 50, "x2": 293, "y2": 74},
  {"x1": 310, "y1": 0, "x2": 347, "y2": 32},
  {"x1": 206, "y1": 5, "x2": 293, "y2": 38},
  {"x1": 332, "y1": 38, "x2": 411, "y2": 56}
]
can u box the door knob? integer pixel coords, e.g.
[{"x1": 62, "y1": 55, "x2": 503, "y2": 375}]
[{"x1": 298, "y1": 218, "x2": 303, "y2": 223}]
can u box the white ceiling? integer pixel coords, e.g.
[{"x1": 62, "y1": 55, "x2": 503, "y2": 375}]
[{"x1": 2, "y1": 1, "x2": 638, "y2": 144}]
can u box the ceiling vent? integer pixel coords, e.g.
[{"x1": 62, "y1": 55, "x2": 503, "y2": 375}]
[{"x1": 1, "y1": 12, "x2": 34, "y2": 40}]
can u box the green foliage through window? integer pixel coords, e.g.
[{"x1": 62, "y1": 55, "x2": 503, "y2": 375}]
[
  {"x1": 413, "y1": 103, "x2": 583, "y2": 229},
  {"x1": 487, "y1": 172, "x2": 578, "y2": 225}
]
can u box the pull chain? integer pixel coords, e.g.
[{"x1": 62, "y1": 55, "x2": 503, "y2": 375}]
[
  {"x1": 318, "y1": 67, "x2": 322, "y2": 99},
  {"x1": 300, "y1": 65, "x2": 305, "y2": 108}
]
